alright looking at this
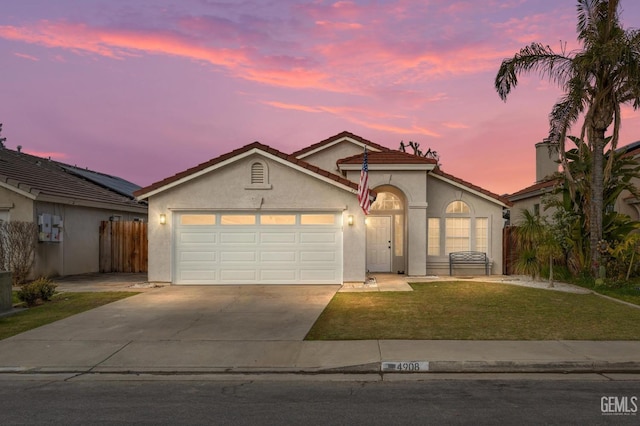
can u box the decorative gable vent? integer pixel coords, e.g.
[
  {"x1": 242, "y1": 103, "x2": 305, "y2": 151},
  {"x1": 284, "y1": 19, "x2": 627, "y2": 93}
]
[
  {"x1": 246, "y1": 160, "x2": 272, "y2": 190},
  {"x1": 251, "y1": 162, "x2": 265, "y2": 184}
]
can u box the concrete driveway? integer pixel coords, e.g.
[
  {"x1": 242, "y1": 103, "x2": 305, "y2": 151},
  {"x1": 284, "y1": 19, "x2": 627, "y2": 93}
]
[{"x1": 24, "y1": 275, "x2": 340, "y2": 341}]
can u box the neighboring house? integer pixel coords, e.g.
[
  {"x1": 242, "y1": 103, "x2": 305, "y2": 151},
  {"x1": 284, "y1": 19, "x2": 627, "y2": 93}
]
[
  {"x1": 134, "y1": 131, "x2": 511, "y2": 285},
  {"x1": 0, "y1": 148, "x2": 148, "y2": 278},
  {"x1": 509, "y1": 138, "x2": 640, "y2": 223}
]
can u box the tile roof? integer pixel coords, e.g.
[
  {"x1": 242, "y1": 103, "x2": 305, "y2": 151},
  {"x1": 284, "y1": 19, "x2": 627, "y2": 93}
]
[
  {"x1": 507, "y1": 139, "x2": 640, "y2": 200},
  {"x1": 431, "y1": 168, "x2": 513, "y2": 207},
  {"x1": 619, "y1": 140, "x2": 640, "y2": 159},
  {"x1": 337, "y1": 150, "x2": 437, "y2": 165},
  {"x1": 134, "y1": 141, "x2": 367, "y2": 199},
  {"x1": 291, "y1": 130, "x2": 391, "y2": 157},
  {"x1": 507, "y1": 178, "x2": 559, "y2": 200},
  {"x1": 0, "y1": 148, "x2": 147, "y2": 211}
]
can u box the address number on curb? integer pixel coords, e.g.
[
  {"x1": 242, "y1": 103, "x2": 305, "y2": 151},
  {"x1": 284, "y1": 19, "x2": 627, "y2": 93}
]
[{"x1": 381, "y1": 361, "x2": 430, "y2": 372}]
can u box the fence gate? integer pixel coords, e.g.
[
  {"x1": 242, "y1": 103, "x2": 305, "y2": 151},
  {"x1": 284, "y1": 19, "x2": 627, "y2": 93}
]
[
  {"x1": 99, "y1": 221, "x2": 148, "y2": 273},
  {"x1": 502, "y1": 225, "x2": 518, "y2": 275}
]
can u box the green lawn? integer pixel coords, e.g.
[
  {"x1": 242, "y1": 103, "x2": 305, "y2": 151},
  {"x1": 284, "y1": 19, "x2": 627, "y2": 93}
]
[
  {"x1": 1, "y1": 292, "x2": 138, "y2": 340},
  {"x1": 305, "y1": 281, "x2": 640, "y2": 341},
  {"x1": 577, "y1": 282, "x2": 640, "y2": 306}
]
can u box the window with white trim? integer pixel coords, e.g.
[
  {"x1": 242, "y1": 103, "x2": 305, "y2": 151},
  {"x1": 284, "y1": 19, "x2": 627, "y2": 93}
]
[
  {"x1": 476, "y1": 217, "x2": 488, "y2": 253},
  {"x1": 436, "y1": 201, "x2": 491, "y2": 255},
  {"x1": 428, "y1": 218, "x2": 440, "y2": 256},
  {"x1": 445, "y1": 217, "x2": 470, "y2": 254},
  {"x1": 446, "y1": 200, "x2": 470, "y2": 214}
]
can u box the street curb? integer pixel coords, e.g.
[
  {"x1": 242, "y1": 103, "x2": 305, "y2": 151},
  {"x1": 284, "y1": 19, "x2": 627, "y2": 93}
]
[{"x1": 2, "y1": 361, "x2": 640, "y2": 376}]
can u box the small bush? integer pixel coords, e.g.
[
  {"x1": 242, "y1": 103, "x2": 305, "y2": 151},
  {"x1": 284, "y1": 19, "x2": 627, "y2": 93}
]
[
  {"x1": 17, "y1": 277, "x2": 57, "y2": 307},
  {"x1": 17, "y1": 284, "x2": 39, "y2": 307}
]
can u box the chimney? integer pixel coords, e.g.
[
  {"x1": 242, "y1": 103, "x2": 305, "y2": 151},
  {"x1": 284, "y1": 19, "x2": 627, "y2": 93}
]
[{"x1": 535, "y1": 137, "x2": 559, "y2": 182}]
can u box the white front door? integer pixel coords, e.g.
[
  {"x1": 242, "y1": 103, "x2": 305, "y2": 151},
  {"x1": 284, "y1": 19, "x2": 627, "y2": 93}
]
[{"x1": 366, "y1": 216, "x2": 391, "y2": 272}]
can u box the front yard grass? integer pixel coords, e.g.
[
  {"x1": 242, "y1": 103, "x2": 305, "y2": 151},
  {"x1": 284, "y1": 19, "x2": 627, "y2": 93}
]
[
  {"x1": 573, "y1": 280, "x2": 640, "y2": 307},
  {"x1": 305, "y1": 281, "x2": 640, "y2": 340},
  {"x1": 0, "y1": 292, "x2": 137, "y2": 340}
]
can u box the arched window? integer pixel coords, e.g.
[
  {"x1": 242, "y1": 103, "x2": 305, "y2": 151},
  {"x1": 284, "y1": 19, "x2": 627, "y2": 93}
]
[
  {"x1": 371, "y1": 192, "x2": 404, "y2": 211},
  {"x1": 429, "y1": 200, "x2": 489, "y2": 257},
  {"x1": 446, "y1": 200, "x2": 469, "y2": 214}
]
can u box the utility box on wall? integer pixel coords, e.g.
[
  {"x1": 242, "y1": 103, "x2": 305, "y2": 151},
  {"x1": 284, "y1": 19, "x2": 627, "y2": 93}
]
[{"x1": 38, "y1": 214, "x2": 63, "y2": 242}]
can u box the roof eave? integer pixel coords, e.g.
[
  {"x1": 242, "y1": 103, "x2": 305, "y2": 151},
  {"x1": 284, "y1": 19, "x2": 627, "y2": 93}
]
[
  {"x1": 0, "y1": 179, "x2": 38, "y2": 200},
  {"x1": 295, "y1": 136, "x2": 385, "y2": 160},
  {"x1": 136, "y1": 147, "x2": 359, "y2": 200},
  {"x1": 429, "y1": 172, "x2": 511, "y2": 208},
  {"x1": 339, "y1": 163, "x2": 436, "y2": 172}
]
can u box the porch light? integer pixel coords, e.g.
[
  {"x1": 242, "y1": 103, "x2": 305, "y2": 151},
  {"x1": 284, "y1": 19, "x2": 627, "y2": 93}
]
[
  {"x1": 348, "y1": 215, "x2": 354, "y2": 226},
  {"x1": 159, "y1": 214, "x2": 166, "y2": 225}
]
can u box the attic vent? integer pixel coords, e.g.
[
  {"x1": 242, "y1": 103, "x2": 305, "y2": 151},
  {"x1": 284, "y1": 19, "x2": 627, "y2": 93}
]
[
  {"x1": 251, "y1": 162, "x2": 265, "y2": 184},
  {"x1": 245, "y1": 160, "x2": 272, "y2": 190}
]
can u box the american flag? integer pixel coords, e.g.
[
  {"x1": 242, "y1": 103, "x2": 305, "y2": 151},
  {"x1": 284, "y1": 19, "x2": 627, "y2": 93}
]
[{"x1": 357, "y1": 147, "x2": 371, "y2": 215}]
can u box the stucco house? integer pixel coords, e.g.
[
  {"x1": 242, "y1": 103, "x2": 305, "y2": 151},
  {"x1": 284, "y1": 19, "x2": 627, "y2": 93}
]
[
  {"x1": 508, "y1": 138, "x2": 640, "y2": 223},
  {"x1": 134, "y1": 131, "x2": 511, "y2": 285},
  {"x1": 0, "y1": 147, "x2": 148, "y2": 278}
]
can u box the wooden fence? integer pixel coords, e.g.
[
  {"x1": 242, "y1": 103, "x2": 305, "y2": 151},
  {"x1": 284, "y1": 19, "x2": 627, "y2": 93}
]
[
  {"x1": 99, "y1": 221, "x2": 148, "y2": 273},
  {"x1": 502, "y1": 225, "x2": 518, "y2": 275}
]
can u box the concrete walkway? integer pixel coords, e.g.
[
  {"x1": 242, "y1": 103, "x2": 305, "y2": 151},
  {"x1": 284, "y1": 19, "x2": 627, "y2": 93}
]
[{"x1": 1, "y1": 273, "x2": 639, "y2": 375}]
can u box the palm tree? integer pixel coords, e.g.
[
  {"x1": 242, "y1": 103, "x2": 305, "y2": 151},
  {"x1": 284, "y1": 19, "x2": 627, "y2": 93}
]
[{"x1": 495, "y1": 0, "x2": 640, "y2": 276}]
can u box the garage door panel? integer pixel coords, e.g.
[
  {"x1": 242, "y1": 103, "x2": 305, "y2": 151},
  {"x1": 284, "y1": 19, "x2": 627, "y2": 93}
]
[
  {"x1": 220, "y1": 232, "x2": 257, "y2": 244},
  {"x1": 180, "y1": 252, "x2": 217, "y2": 262},
  {"x1": 260, "y1": 232, "x2": 297, "y2": 244},
  {"x1": 299, "y1": 232, "x2": 338, "y2": 244},
  {"x1": 300, "y1": 251, "x2": 336, "y2": 262},
  {"x1": 261, "y1": 251, "x2": 297, "y2": 262},
  {"x1": 220, "y1": 251, "x2": 257, "y2": 262},
  {"x1": 180, "y1": 232, "x2": 217, "y2": 243},
  {"x1": 175, "y1": 212, "x2": 342, "y2": 284}
]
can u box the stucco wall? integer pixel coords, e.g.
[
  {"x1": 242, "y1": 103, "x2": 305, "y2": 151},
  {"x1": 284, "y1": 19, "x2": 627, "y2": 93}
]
[
  {"x1": 0, "y1": 186, "x2": 34, "y2": 221},
  {"x1": 345, "y1": 169, "x2": 429, "y2": 276},
  {"x1": 34, "y1": 203, "x2": 147, "y2": 277},
  {"x1": 147, "y1": 153, "x2": 367, "y2": 283},
  {"x1": 426, "y1": 175, "x2": 506, "y2": 275}
]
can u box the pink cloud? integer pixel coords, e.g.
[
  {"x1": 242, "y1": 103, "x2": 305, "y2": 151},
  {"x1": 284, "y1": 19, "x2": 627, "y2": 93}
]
[
  {"x1": 262, "y1": 100, "x2": 440, "y2": 138},
  {"x1": 315, "y1": 20, "x2": 363, "y2": 30},
  {"x1": 442, "y1": 122, "x2": 469, "y2": 129},
  {"x1": 13, "y1": 52, "x2": 38, "y2": 61},
  {"x1": 262, "y1": 101, "x2": 322, "y2": 113}
]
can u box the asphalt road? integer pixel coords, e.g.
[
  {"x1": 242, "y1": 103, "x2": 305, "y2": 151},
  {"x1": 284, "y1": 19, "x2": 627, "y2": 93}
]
[{"x1": 2, "y1": 374, "x2": 639, "y2": 425}]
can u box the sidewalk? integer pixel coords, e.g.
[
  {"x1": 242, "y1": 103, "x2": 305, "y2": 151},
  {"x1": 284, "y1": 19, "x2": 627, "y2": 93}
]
[
  {"x1": 1, "y1": 339, "x2": 639, "y2": 375},
  {"x1": 1, "y1": 273, "x2": 639, "y2": 376}
]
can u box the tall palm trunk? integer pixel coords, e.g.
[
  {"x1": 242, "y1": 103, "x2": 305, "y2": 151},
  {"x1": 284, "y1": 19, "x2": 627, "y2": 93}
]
[{"x1": 590, "y1": 129, "x2": 606, "y2": 275}]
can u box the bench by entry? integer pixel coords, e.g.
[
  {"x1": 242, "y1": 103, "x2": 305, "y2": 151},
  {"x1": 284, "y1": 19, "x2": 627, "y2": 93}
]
[{"x1": 449, "y1": 251, "x2": 490, "y2": 275}]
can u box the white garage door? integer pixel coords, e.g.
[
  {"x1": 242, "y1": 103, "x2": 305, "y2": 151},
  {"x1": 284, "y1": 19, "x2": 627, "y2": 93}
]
[{"x1": 174, "y1": 212, "x2": 343, "y2": 284}]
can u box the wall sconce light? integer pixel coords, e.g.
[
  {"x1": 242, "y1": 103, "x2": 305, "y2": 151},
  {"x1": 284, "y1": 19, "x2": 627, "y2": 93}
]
[
  {"x1": 348, "y1": 215, "x2": 354, "y2": 226},
  {"x1": 159, "y1": 214, "x2": 166, "y2": 225}
]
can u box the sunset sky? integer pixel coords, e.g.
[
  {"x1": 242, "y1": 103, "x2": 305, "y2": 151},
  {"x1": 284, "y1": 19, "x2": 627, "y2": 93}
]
[{"x1": 1, "y1": 0, "x2": 639, "y2": 195}]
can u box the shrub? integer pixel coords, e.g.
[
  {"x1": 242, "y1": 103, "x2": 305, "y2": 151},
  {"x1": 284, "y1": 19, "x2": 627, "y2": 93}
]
[
  {"x1": 17, "y1": 284, "x2": 39, "y2": 307},
  {"x1": 0, "y1": 221, "x2": 38, "y2": 285},
  {"x1": 17, "y1": 277, "x2": 57, "y2": 307}
]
